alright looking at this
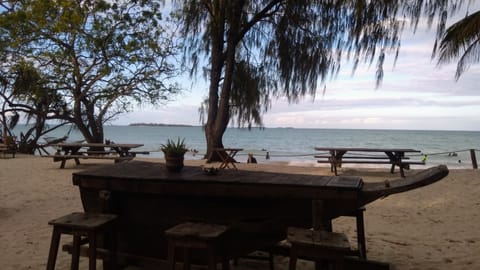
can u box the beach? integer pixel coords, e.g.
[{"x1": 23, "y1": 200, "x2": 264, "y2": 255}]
[{"x1": 1, "y1": 155, "x2": 479, "y2": 270}]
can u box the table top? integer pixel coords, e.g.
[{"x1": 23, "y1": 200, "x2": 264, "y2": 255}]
[
  {"x1": 73, "y1": 161, "x2": 363, "y2": 200},
  {"x1": 314, "y1": 147, "x2": 421, "y2": 153},
  {"x1": 214, "y1": 148, "x2": 244, "y2": 151},
  {"x1": 52, "y1": 142, "x2": 144, "y2": 148}
]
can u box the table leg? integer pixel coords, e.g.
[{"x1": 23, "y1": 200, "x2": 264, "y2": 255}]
[
  {"x1": 216, "y1": 150, "x2": 239, "y2": 170},
  {"x1": 228, "y1": 151, "x2": 239, "y2": 169},
  {"x1": 217, "y1": 151, "x2": 230, "y2": 169}
]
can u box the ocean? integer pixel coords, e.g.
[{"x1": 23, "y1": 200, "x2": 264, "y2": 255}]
[{"x1": 11, "y1": 124, "x2": 480, "y2": 169}]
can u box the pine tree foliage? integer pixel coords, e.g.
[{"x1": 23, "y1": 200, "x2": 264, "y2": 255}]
[{"x1": 173, "y1": 0, "x2": 467, "y2": 158}]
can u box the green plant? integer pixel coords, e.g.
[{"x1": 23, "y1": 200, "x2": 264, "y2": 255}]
[{"x1": 161, "y1": 137, "x2": 188, "y2": 156}]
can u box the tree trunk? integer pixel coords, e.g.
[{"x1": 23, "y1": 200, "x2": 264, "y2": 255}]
[
  {"x1": 205, "y1": 1, "x2": 246, "y2": 162},
  {"x1": 205, "y1": 1, "x2": 227, "y2": 161}
]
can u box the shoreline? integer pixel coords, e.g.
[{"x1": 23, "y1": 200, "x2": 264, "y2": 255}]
[{"x1": 1, "y1": 154, "x2": 479, "y2": 269}]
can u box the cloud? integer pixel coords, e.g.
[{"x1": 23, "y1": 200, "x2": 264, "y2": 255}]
[{"x1": 113, "y1": 3, "x2": 480, "y2": 131}]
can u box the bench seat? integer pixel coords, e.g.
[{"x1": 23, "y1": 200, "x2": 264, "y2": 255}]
[
  {"x1": 314, "y1": 155, "x2": 397, "y2": 160},
  {"x1": 317, "y1": 160, "x2": 424, "y2": 165},
  {"x1": 316, "y1": 156, "x2": 425, "y2": 177},
  {"x1": 43, "y1": 154, "x2": 134, "y2": 168},
  {"x1": 43, "y1": 154, "x2": 132, "y2": 160}
]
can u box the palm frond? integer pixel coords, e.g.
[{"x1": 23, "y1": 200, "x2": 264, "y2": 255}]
[
  {"x1": 455, "y1": 38, "x2": 480, "y2": 79},
  {"x1": 437, "y1": 10, "x2": 480, "y2": 79}
]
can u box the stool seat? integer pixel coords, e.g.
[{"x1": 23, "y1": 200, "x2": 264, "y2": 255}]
[
  {"x1": 165, "y1": 222, "x2": 229, "y2": 270},
  {"x1": 287, "y1": 227, "x2": 351, "y2": 270},
  {"x1": 49, "y1": 212, "x2": 117, "y2": 230},
  {"x1": 46, "y1": 212, "x2": 117, "y2": 270},
  {"x1": 165, "y1": 222, "x2": 228, "y2": 240}
]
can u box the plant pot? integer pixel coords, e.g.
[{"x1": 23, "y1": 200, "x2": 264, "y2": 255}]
[{"x1": 164, "y1": 154, "x2": 185, "y2": 172}]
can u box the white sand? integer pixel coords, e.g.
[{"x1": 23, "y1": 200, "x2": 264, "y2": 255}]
[{"x1": 1, "y1": 154, "x2": 479, "y2": 270}]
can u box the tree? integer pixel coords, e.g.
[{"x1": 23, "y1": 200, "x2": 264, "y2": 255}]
[
  {"x1": 435, "y1": 9, "x2": 480, "y2": 79},
  {"x1": 0, "y1": 61, "x2": 70, "y2": 154},
  {"x1": 0, "y1": 0, "x2": 181, "y2": 143},
  {"x1": 173, "y1": 0, "x2": 466, "y2": 160}
]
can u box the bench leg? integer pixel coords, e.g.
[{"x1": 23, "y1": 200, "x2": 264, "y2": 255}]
[
  {"x1": 268, "y1": 252, "x2": 274, "y2": 270},
  {"x1": 207, "y1": 246, "x2": 216, "y2": 270},
  {"x1": 103, "y1": 224, "x2": 117, "y2": 270},
  {"x1": 167, "y1": 240, "x2": 176, "y2": 270},
  {"x1": 71, "y1": 234, "x2": 81, "y2": 270},
  {"x1": 88, "y1": 232, "x2": 97, "y2": 270},
  {"x1": 184, "y1": 247, "x2": 191, "y2": 270},
  {"x1": 46, "y1": 227, "x2": 61, "y2": 270},
  {"x1": 356, "y1": 211, "x2": 367, "y2": 259},
  {"x1": 288, "y1": 247, "x2": 298, "y2": 270}
]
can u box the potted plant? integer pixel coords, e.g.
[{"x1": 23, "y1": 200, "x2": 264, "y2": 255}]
[{"x1": 161, "y1": 137, "x2": 188, "y2": 172}]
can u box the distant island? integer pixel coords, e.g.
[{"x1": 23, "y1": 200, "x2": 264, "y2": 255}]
[{"x1": 129, "y1": 123, "x2": 195, "y2": 127}]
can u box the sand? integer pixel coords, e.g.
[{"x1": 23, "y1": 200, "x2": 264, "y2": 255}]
[{"x1": 1, "y1": 154, "x2": 479, "y2": 270}]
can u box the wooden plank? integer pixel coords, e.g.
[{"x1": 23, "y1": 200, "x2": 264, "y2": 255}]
[
  {"x1": 72, "y1": 161, "x2": 363, "y2": 200},
  {"x1": 43, "y1": 155, "x2": 132, "y2": 160},
  {"x1": 315, "y1": 155, "x2": 392, "y2": 160},
  {"x1": 314, "y1": 147, "x2": 420, "y2": 153},
  {"x1": 317, "y1": 160, "x2": 393, "y2": 164},
  {"x1": 326, "y1": 178, "x2": 363, "y2": 189},
  {"x1": 130, "y1": 151, "x2": 150, "y2": 155},
  {"x1": 48, "y1": 212, "x2": 117, "y2": 229},
  {"x1": 51, "y1": 142, "x2": 143, "y2": 148},
  {"x1": 400, "y1": 161, "x2": 425, "y2": 165}
]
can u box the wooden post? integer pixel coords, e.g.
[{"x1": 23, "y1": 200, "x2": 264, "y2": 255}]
[{"x1": 470, "y1": 149, "x2": 478, "y2": 169}]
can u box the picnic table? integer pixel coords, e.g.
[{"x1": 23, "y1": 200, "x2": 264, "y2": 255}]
[
  {"x1": 47, "y1": 142, "x2": 145, "y2": 168},
  {"x1": 314, "y1": 147, "x2": 425, "y2": 177},
  {"x1": 69, "y1": 161, "x2": 448, "y2": 269}
]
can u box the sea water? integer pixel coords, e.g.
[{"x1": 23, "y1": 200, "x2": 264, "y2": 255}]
[{"x1": 11, "y1": 125, "x2": 480, "y2": 169}]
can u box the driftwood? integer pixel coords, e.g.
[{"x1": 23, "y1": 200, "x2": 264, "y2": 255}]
[
  {"x1": 360, "y1": 165, "x2": 449, "y2": 203},
  {"x1": 322, "y1": 165, "x2": 449, "y2": 220}
]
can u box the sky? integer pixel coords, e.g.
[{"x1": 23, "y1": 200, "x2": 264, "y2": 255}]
[{"x1": 114, "y1": 4, "x2": 480, "y2": 131}]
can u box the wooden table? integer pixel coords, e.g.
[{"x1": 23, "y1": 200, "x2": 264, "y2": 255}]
[
  {"x1": 71, "y1": 161, "x2": 448, "y2": 269},
  {"x1": 314, "y1": 147, "x2": 424, "y2": 177},
  {"x1": 48, "y1": 143, "x2": 144, "y2": 168},
  {"x1": 214, "y1": 148, "x2": 243, "y2": 169}
]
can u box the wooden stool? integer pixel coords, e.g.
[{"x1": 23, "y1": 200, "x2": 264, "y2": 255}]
[
  {"x1": 46, "y1": 212, "x2": 117, "y2": 270},
  {"x1": 287, "y1": 227, "x2": 351, "y2": 270},
  {"x1": 346, "y1": 207, "x2": 367, "y2": 259},
  {"x1": 165, "y1": 222, "x2": 230, "y2": 270},
  {"x1": 324, "y1": 207, "x2": 367, "y2": 259}
]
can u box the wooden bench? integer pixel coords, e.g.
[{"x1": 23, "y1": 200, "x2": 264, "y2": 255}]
[{"x1": 314, "y1": 155, "x2": 425, "y2": 177}]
